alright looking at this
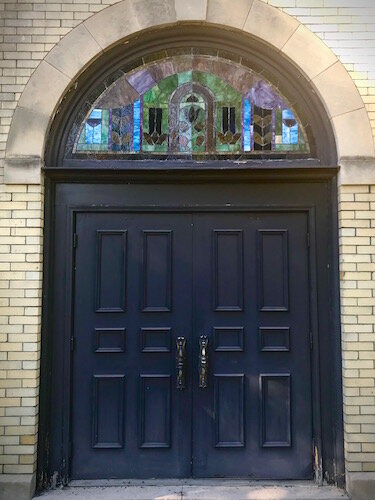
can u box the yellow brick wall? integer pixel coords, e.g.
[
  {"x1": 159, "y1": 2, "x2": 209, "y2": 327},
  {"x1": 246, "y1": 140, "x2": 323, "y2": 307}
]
[
  {"x1": 339, "y1": 185, "x2": 375, "y2": 474},
  {"x1": 0, "y1": 184, "x2": 43, "y2": 474},
  {"x1": 0, "y1": 0, "x2": 374, "y2": 478}
]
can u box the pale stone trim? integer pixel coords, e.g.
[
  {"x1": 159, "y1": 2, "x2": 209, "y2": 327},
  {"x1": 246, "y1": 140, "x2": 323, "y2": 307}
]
[
  {"x1": 333, "y1": 109, "x2": 375, "y2": 159},
  {"x1": 244, "y1": 0, "x2": 300, "y2": 50},
  {"x1": 338, "y1": 158, "x2": 375, "y2": 186},
  {"x1": 84, "y1": 0, "x2": 177, "y2": 50},
  {"x1": 0, "y1": 473, "x2": 36, "y2": 500},
  {"x1": 175, "y1": 0, "x2": 207, "y2": 20},
  {"x1": 207, "y1": 0, "x2": 254, "y2": 29},
  {"x1": 312, "y1": 61, "x2": 366, "y2": 120},
  {"x1": 346, "y1": 472, "x2": 375, "y2": 500},
  {"x1": 4, "y1": 0, "x2": 374, "y2": 184},
  {"x1": 3, "y1": 157, "x2": 44, "y2": 185},
  {"x1": 281, "y1": 24, "x2": 338, "y2": 81},
  {"x1": 45, "y1": 24, "x2": 103, "y2": 80}
]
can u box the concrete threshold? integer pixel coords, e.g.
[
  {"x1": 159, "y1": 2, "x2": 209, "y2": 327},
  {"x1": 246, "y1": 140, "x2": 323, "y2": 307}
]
[{"x1": 36, "y1": 479, "x2": 349, "y2": 499}]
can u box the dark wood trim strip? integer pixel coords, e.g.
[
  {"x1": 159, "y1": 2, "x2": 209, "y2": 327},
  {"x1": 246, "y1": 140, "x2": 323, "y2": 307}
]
[{"x1": 43, "y1": 166, "x2": 339, "y2": 183}]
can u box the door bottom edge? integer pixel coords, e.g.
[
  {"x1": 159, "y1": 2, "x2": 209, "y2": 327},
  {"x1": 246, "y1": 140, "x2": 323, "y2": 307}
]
[{"x1": 69, "y1": 478, "x2": 317, "y2": 487}]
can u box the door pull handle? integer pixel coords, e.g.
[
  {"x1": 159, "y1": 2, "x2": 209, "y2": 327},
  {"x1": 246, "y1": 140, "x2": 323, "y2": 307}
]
[
  {"x1": 176, "y1": 337, "x2": 186, "y2": 390},
  {"x1": 199, "y1": 335, "x2": 209, "y2": 388}
]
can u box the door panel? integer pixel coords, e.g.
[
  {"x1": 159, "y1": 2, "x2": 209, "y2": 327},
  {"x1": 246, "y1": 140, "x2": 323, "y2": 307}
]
[
  {"x1": 142, "y1": 230, "x2": 172, "y2": 312},
  {"x1": 92, "y1": 375, "x2": 125, "y2": 449},
  {"x1": 258, "y1": 229, "x2": 289, "y2": 311},
  {"x1": 139, "y1": 374, "x2": 171, "y2": 448},
  {"x1": 260, "y1": 374, "x2": 291, "y2": 447},
  {"x1": 214, "y1": 374, "x2": 245, "y2": 448},
  {"x1": 192, "y1": 212, "x2": 312, "y2": 479},
  {"x1": 71, "y1": 213, "x2": 193, "y2": 479},
  {"x1": 95, "y1": 230, "x2": 127, "y2": 312},
  {"x1": 213, "y1": 230, "x2": 244, "y2": 311}
]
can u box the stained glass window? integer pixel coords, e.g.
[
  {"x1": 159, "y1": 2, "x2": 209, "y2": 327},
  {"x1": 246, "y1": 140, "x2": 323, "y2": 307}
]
[{"x1": 71, "y1": 54, "x2": 309, "y2": 159}]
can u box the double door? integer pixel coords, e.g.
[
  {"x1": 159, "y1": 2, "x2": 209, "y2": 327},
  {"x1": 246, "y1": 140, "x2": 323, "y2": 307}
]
[{"x1": 71, "y1": 210, "x2": 312, "y2": 479}]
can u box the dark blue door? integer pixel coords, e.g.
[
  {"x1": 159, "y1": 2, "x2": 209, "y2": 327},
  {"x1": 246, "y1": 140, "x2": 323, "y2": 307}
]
[
  {"x1": 71, "y1": 213, "x2": 193, "y2": 479},
  {"x1": 192, "y1": 213, "x2": 312, "y2": 479},
  {"x1": 71, "y1": 210, "x2": 312, "y2": 479}
]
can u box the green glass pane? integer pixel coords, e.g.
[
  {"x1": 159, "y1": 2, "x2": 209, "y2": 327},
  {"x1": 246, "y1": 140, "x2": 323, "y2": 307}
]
[
  {"x1": 101, "y1": 109, "x2": 109, "y2": 146},
  {"x1": 178, "y1": 71, "x2": 192, "y2": 85},
  {"x1": 275, "y1": 109, "x2": 282, "y2": 136}
]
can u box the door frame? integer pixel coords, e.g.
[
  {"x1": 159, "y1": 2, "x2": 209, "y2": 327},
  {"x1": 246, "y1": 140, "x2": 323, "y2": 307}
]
[{"x1": 37, "y1": 167, "x2": 344, "y2": 490}]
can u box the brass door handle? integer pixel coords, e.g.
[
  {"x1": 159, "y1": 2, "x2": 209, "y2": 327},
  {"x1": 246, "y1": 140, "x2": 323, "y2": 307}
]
[
  {"x1": 199, "y1": 335, "x2": 209, "y2": 388},
  {"x1": 176, "y1": 337, "x2": 186, "y2": 390}
]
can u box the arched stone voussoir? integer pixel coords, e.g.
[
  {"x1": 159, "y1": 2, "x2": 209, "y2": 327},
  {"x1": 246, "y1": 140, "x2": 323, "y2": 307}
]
[
  {"x1": 243, "y1": 0, "x2": 300, "y2": 50},
  {"x1": 45, "y1": 23, "x2": 103, "y2": 80},
  {"x1": 175, "y1": 0, "x2": 207, "y2": 20},
  {"x1": 5, "y1": 0, "x2": 374, "y2": 184},
  {"x1": 206, "y1": 0, "x2": 254, "y2": 30},
  {"x1": 312, "y1": 61, "x2": 365, "y2": 120},
  {"x1": 281, "y1": 24, "x2": 338, "y2": 81},
  {"x1": 84, "y1": 0, "x2": 177, "y2": 51},
  {"x1": 311, "y1": 60, "x2": 374, "y2": 159}
]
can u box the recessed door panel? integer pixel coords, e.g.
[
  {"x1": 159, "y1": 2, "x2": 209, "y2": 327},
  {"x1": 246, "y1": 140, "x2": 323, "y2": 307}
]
[
  {"x1": 258, "y1": 230, "x2": 289, "y2": 311},
  {"x1": 259, "y1": 327, "x2": 290, "y2": 352},
  {"x1": 140, "y1": 328, "x2": 171, "y2": 353},
  {"x1": 95, "y1": 328, "x2": 126, "y2": 353},
  {"x1": 213, "y1": 230, "x2": 243, "y2": 311},
  {"x1": 96, "y1": 230, "x2": 127, "y2": 312},
  {"x1": 139, "y1": 375, "x2": 171, "y2": 448},
  {"x1": 92, "y1": 375, "x2": 125, "y2": 448},
  {"x1": 143, "y1": 231, "x2": 172, "y2": 312},
  {"x1": 214, "y1": 374, "x2": 245, "y2": 447},
  {"x1": 260, "y1": 374, "x2": 291, "y2": 447},
  {"x1": 214, "y1": 327, "x2": 244, "y2": 352}
]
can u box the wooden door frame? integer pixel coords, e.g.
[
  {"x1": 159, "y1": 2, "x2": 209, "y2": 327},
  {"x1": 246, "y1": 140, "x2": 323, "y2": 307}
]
[
  {"x1": 37, "y1": 167, "x2": 344, "y2": 491},
  {"x1": 37, "y1": 21, "x2": 343, "y2": 492}
]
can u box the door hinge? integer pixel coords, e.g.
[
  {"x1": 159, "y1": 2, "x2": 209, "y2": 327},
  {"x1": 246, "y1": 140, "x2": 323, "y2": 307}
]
[
  {"x1": 70, "y1": 337, "x2": 75, "y2": 352},
  {"x1": 307, "y1": 232, "x2": 310, "y2": 248},
  {"x1": 73, "y1": 233, "x2": 78, "y2": 249}
]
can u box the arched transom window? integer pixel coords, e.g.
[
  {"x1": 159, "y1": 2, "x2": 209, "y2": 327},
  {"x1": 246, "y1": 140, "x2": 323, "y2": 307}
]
[{"x1": 68, "y1": 53, "x2": 309, "y2": 159}]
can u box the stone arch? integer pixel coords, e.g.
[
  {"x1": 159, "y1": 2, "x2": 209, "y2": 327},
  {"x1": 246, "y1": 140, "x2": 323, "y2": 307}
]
[{"x1": 4, "y1": 0, "x2": 374, "y2": 183}]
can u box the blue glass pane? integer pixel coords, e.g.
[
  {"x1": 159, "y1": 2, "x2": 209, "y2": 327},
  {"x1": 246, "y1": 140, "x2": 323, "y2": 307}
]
[
  {"x1": 92, "y1": 124, "x2": 102, "y2": 144},
  {"x1": 85, "y1": 123, "x2": 94, "y2": 144},
  {"x1": 133, "y1": 99, "x2": 141, "y2": 152},
  {"x1": 282, "y1": 109, "x2": 298, "y2": 145},
  {"x1": 243, "y1": 99, "x2": 251, "y2": 152},
  {"x1": 290, "y1": 124, "x2": 299, "y2": 145},
  {"x1": 90, "y1": 109, "x2": 102, "y2": 119}
]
